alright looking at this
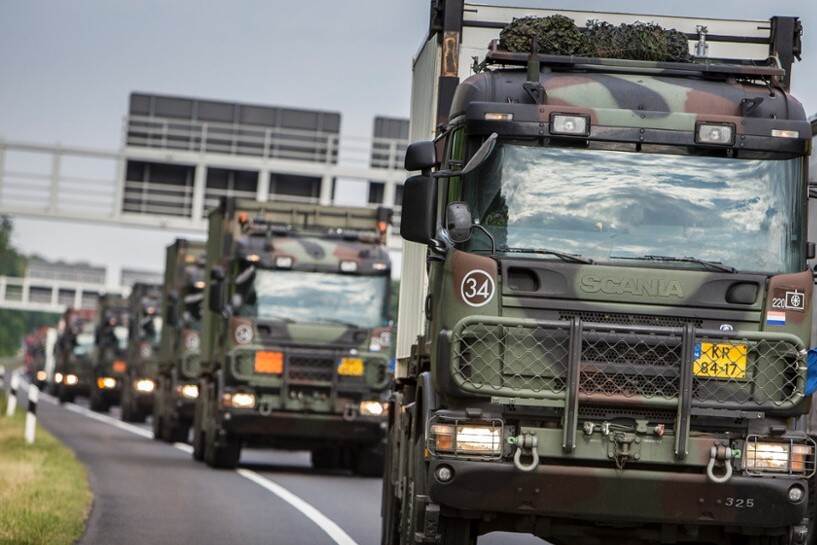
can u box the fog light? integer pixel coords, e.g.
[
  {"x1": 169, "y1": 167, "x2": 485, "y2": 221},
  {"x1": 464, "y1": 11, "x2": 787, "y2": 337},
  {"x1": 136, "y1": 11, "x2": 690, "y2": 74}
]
[
  {"x1": 54, "y1": 372, "x2": 64, "y2": 384},
  {"x1": 550, "y1": 113, "x2": 589, "y2": 136},
  {"x1": 135, "y1": 379, "x2": 155, "y2": 393},
  {"x1": 788, "y1": 485, "x2": 805, "y2": 502},
  {"x1": 97, "y1": 377, "x2": 117, "y2": 389},
  {"x1": 36, "y1": 370, "x2": 47, "y2": 381},
  {"x1": 696, "y1": 123, "x2": 734, "y2": 145},
  {"x1": 179, "y1": 384, "x2": 199, "y2": 399},
  {"x1": 223, "y1": 391, "x2": 256, "y2": 409},
  {"x1": 65, "y1": 374, "x2": 79, "y2": 386},
  {"x1": 360, "y1": 400, "x2": 387, "y2": 417},
  {"x1": 429, "y1": 423, "x2": 502, "y2": 455},
  {"x1": 435, "y1": 464, "x2": 454, "y2": 482}
]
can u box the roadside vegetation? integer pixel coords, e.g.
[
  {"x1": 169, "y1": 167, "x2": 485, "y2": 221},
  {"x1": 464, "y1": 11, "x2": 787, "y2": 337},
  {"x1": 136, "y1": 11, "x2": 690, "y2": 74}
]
[{"x1": 0, "y1": 399, "x2": 91, "y2": 545}]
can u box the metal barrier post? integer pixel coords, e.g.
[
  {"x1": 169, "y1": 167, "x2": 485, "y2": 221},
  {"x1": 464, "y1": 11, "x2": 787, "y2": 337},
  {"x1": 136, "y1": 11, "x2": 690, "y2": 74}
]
[{"x1": 25, "y1": 384, "x2": 38, "y2": 444}]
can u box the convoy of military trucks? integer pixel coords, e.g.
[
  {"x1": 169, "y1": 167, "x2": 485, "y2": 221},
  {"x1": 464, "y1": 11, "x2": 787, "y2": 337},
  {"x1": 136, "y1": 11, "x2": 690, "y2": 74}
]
[{"x1": 11, "y1": 2, "x2": 817, "y2": 545}]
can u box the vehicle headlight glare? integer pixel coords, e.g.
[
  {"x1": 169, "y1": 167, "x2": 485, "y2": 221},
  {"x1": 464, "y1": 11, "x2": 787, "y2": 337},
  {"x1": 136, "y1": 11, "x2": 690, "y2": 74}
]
[
  {"x1": 135, "y1": 379, "x2": 155, "y2": 393},
  {"x1": 224, "y1": 391, "x2": 256, "y2": 409},
  {"x1": 179, "y1": 384, "x2": 199, "y2": 399},
  {"x1": 54, "y1": 372, "x2": 64, "y2": 384},
  {"x1": 97, "y1": 377, "x2": 117, "y2": 389},
  {"x1": 745, "y1": 441, "x2": 813, "y2": 473},
  {"x1": 64, "y1": 374, "x2": 78, "y2": 386},
  {"x1": 359, "y1": 400, "x2": 387, "y2": 417},
  {"x1": 430, "y1": 423, "x2": 502, "y2": 455},
  {"x1": 36, "y1": 370, "x2": 47, "y2": 381}
]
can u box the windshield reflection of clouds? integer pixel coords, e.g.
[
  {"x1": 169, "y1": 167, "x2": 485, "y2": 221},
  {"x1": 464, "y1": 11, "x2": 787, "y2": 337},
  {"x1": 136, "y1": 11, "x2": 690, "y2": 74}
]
[
  {"x1": 249, "y1": 271, "x2": 387, "y2": 329},
  {"x1": 73, "y1": 332, "x2": 95, "y2": 356},
  {"x1": 469, "y1": 145, "x2": 802, "y2": 273}
]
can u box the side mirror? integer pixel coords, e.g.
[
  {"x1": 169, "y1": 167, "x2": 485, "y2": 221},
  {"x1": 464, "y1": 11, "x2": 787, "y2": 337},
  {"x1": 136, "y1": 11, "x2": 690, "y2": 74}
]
[
  {"x1": 208, "y1": 266, "x2": 225, "y2": 313},
  {"x1": 405, "y1": 140, "x2": 436, "y2": 173},
  {"x1": 400, "y1": 175, "x2": 437, "y2": 245},
  {"x1": 445, "y1": 202, "x2": 473, "y2": 244},
  {"x1": 165, "y1": 292, "x2": 178, "y2": 327}
]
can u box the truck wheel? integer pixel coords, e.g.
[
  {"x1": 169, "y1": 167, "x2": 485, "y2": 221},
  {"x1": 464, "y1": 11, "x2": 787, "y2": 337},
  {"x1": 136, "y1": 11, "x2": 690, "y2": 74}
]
[
  {"x1": 192, "y1": 427, "x2": 206, "y2": 461},
  {"x1": 89, "y1": 390, "x2": 108, "y2": 413},
  {"x1": 57, "y1": 387, "x2": 70, "y2": 405},
  {"x1": 170, "y1": 424, "x2": 190, "y2": 444},
  {"x1": 438, "y1": 518, "x2": 476, "y2": 545},
  {"x1": 354, "y1": 444, "x2": 385, "y2": 477},
  {"x1": 152, "y1": 412, "x2": 164, "y2": 441},
  {"x1": 204, "y1": 433, "x2": 241, "y2": 469},
  {"x1": 310, "y1": 448, "x2": 339, "y2": 470}
]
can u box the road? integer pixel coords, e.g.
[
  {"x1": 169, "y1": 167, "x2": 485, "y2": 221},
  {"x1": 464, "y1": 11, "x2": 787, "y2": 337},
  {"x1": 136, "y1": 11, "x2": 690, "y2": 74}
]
[{"x1": 23, "y1": 387, "x2": 544, "y2": 545}]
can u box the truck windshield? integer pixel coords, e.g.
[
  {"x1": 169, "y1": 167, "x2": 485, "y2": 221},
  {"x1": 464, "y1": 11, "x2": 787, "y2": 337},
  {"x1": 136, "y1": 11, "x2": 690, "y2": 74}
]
[
  {"x1": 72, "y1": 332, "x2": 95, "y2": 356},
  {"x1": 243, "y1": 270, "x2": 388, "y2": 329},
  {"x1": 464, "y1": 144, "x2": 804, "y2": 274}
]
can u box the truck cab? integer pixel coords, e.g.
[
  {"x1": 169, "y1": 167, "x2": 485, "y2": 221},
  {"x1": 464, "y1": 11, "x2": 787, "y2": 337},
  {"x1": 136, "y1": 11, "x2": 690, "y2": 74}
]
[
  {"x1": 90, "y1": 294, "x2": 130, "y2": 412},
  {"x1": 54, "y1": 308, "x2": 96, "y2": 404},
  {"x1": 120, "y1": 282, "x2": 163, "y2": 423},
  {"x1": 193, "y1": 198, "x2": 393, "y2": 471},
  {"x1": 384, "y1": 4, "x2": 814, "y2": 545},
  {"x1": 153, "y1": 238, "x2": 206, "y2": 443}
]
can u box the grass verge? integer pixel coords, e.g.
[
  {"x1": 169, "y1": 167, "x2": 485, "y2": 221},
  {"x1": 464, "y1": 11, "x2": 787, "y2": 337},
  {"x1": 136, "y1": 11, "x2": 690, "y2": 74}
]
[{"x1": 0, "y1": 393, "x2": 92, "y2": 545}]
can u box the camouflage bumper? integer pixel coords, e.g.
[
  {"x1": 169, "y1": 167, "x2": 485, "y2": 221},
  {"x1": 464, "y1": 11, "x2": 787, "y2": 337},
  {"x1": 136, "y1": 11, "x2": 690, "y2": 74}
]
[
  {"x1": 220, "y1": 410, "x2": 385, "y2": 447},
  {"x1": 428, "y1": 458, "x2": 808, "y2": 528}
]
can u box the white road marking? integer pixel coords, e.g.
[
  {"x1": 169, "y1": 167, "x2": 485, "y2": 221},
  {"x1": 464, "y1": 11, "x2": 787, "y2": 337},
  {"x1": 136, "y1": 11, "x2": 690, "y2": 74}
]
[
  {"x1": 237, "y1": 468, "x2": 358, "y2": 545},
  {"x1": 41, "y1": 393, "x2": 361, "y2": 545}
]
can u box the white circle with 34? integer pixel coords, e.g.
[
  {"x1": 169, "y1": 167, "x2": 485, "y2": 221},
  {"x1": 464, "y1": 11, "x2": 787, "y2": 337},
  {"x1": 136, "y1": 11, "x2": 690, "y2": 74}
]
[
  {"x1": 234, "y1": 323, "x2": 254, "y2": 345},
  {"x1": 185, "y1": 332, "x2": 200, "y2": 350},
  {"x1": 460, "y1": 270, "x2": 496, "y2": 308},
  {"x1": 140, "y1": 343, "x2": 152, "y2": 358}
]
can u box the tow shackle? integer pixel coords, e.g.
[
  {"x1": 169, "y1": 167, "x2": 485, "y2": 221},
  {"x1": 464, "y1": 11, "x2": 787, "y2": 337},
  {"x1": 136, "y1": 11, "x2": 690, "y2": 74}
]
[
  {"x1": 509, "y1": 433, "x2": 540, "y2": 472},
  {"x1": 706, "y1": 445, "x2": 734, "y2": 484}
]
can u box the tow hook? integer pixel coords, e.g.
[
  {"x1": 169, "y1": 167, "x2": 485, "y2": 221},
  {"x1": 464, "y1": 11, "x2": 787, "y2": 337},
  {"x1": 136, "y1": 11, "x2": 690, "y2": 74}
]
[
  {"x1": 342, "y1": 405, "x2": 357, "y2": 421},
  {"x1": 509, "y1": 433, "x2": 539, "y2": 472},
  {"x1": 706, "y1": 445, "x2": 736, "y2": 484},
  {"x1": 258, "y1": 401, "x2": 273, "y2": 416}
]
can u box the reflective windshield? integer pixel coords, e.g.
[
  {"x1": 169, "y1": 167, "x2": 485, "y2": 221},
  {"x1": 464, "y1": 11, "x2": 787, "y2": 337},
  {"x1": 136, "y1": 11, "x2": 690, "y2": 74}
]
[
  {"x1": 242, "y1": 270, "x2": 388, "y2": 329},
  {"x1": 464, "y1": 144, "x2": 804, "y2": 274},
  {"x1": 72, "y1": 333, "x2": 95, "y2": 356},
  {"x1": 143, "y1": 316, "x2": 163, "y2": 346},
  {"x1": 114, "y1": 326, "x2": 128, "y2": 351}
]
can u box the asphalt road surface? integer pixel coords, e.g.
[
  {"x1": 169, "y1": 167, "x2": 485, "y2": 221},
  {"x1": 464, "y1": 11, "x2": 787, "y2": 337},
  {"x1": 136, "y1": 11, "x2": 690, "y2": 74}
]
[{"x1": 22, "y1": 385, "x2": 544, "y2": 545}]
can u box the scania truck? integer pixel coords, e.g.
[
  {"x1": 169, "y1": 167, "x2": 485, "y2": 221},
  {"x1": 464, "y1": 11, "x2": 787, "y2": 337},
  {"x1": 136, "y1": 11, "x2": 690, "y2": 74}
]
[
  {"x1": 382, "y1": 3, "x2": 814, "y2": 545},
  {"x1": 120, "y1": 283, "x2": 163, "y2": 423},
  {"x1": 54, "y1": 308, "x2": 96, "y2": 403},
  {"x1": 193, "y1": 198, "x2": 393, "y2": 471},
  {"x1": 90, "y1": 294, "x2": 130, "y2": 412},
  {"x1": 153, "y1": 239, "x2": 206, "y2": 443}
]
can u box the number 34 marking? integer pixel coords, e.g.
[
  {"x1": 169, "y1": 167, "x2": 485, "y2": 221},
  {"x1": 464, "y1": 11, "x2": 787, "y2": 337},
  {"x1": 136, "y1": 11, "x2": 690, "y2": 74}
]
[{"x1": 460, "y1": 270, "x2": 495, "y2": 307}]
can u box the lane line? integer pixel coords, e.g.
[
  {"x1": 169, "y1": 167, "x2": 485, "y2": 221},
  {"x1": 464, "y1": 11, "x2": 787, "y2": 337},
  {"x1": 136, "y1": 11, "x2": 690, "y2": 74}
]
[
  {"x1": 40, "y1": 392, "x2": 360, "y2": 545},
  {"x1": 237, "y1": 468, "x2": 358, "y2": 545}
]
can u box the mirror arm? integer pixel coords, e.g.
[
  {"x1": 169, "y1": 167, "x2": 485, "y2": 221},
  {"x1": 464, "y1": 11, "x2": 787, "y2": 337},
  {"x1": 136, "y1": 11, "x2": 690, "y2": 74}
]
[{"x1": 472, "y1": 224, "x2": 496, "y2": 256}]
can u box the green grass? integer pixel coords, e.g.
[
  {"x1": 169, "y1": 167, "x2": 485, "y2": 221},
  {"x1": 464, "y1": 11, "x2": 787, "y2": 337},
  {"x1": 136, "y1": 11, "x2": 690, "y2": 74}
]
[{"x1": 0, "y1": 393, "x2": 92, "y2": 545}]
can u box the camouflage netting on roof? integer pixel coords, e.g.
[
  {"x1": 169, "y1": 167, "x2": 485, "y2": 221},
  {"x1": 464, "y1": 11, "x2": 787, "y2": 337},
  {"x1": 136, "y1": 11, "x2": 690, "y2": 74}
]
[{"x1": 498, "y1": 15, "x2": 692, "y2": 62}]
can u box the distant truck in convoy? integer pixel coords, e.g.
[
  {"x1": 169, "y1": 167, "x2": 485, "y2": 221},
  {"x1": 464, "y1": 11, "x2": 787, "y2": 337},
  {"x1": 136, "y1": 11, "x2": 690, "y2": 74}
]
[
  {"x1": 54, "y1": 308, "x2": 96, "y2": 403},
  {"x1": 90, "y1": 294, "x2": 130, "y2": 412},
  {"x1": 383, "y1": 3, "x2": 814, "y2": 545},
  {"x1": 24, "y1": 326, "x2": 55, "y2": 389},
  {"x1": 153, "y1": 239, "x2": 206, "y2": 443},
  {"x1": 120, "y1": 283, "x2": 163, "y2": 423},
  {"x1": 193, "y1": 198, "x2": 393, "y2": 471}
]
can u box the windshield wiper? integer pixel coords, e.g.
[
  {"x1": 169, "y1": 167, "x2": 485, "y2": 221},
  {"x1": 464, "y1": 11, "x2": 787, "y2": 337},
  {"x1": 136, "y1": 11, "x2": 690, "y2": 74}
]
[
  {"x1": 498, "y1": 246, "x2": 594, "y2": 264},
  {"x1": 610, "y1": 255, "x2": 736, "y2": 273}
]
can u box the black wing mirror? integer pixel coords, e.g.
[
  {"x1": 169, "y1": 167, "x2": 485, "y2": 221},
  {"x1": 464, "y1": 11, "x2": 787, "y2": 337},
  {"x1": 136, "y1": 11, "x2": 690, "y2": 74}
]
[
  {"x1": 208, "y1": 266, "x2": 225, "y2": 313},
  {"x1": 405, "y1": 140, "x2": 436, "y2": 173},
  {"x1": 400, "y1": 175, "x2": 437, "y2": 245}
]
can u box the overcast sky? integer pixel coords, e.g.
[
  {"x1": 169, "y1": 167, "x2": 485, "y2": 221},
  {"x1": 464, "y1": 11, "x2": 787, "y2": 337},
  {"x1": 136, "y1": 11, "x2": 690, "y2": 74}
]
[{"x1": 1, "y1": 0, "x2": 815, "y2": 285}]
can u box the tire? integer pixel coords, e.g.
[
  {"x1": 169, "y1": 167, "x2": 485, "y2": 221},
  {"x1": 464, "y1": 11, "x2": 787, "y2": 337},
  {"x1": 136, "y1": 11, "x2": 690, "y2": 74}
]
[
  {"x1": 57, "y1": 387, "x2": 71, "y2": 405},
  {"x1": 204, "y1": 432, "x2": 241, "y2": 469},
  {"x1": 89, "y1": 389, "x2": 108, "y2": 413},
  {"x1": 311, "y1": 448, "x2": 340, "y2": 471},
  {"x1": 354, "y1": 444, "x2": 385, "y2": 477},
  {"x1": 152, "y1": 411, "x2": 163, "y2": 441},
  {"x1": 438, "y1": 518, "x2": 477, "y2": 545}
]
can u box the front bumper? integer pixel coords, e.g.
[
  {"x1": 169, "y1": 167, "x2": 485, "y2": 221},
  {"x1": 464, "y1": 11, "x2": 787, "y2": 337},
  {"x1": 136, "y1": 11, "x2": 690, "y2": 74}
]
[
  {"x1": 220, "y1": 409, "x2": 385, "y2": 446},
  {"x1": 428, "y1": 458, "x2": 808, "y2": 528}
]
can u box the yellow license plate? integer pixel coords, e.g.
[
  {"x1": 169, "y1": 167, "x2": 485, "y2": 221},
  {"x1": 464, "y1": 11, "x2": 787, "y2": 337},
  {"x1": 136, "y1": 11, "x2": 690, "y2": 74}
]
[
  {"x1": 693, "y1": 342, "x2": 748, "y2": 380},
  {"x1": 338, "y1": 357, "x2": 364, "y2": 377}
]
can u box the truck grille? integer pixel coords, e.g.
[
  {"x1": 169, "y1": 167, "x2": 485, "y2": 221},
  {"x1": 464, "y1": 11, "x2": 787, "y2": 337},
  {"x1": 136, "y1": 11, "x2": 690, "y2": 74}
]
[
  {"x1": 560, "y1": 310, "x2": 702, "y2": 328},
  {"x1": 287, "y1": 356, "x2": 335, "y2": 383},
  {"x1": 449, "y1": 317, "x2": 804, "y2": 410}
]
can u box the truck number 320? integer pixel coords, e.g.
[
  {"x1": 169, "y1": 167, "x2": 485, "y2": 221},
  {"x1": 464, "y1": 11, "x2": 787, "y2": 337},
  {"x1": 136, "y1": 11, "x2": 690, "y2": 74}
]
[{"x1": 724, "y1": 497, "x2": 755, "y2": 508}]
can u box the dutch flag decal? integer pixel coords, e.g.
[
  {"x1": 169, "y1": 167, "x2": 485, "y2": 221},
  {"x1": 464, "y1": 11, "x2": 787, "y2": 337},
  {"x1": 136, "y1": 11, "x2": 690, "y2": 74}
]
[{"x1": 766, "y1": 311, "x2": 786, "y2": 326}]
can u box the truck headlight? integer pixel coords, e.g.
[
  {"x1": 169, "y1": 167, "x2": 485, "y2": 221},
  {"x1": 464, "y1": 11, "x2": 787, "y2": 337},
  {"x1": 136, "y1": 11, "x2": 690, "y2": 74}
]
[
  {"x1": 135, "y1": 379, "x2": 155, "y2": 393},
  {"x1": 429, "y1": 423, "x2": 502, "y2": 456},
  {"x1": 178, "y1": 384, "x2": 199, "y2": 399},
  {"x1": 64, "y1": 374, "x2": 78, "y2": 386},
  {"x1": 97, "y1": 377, "x2": 117, "y2": 389},
  {"x1": 745, "y1": 441, "x2": 814, "y2": 474},
  {"x1": 359, "y1": 400, "x2": 387, "y2": 417},
  {"x1": 223, "y1": 391, "x2": 256, "y2": 409},
  {"x1": 36, "y1": 370, "x2": 47, "y2": 381},
  {"x1": 54, "y1": 372, "x2": 64, "y2": 384}
]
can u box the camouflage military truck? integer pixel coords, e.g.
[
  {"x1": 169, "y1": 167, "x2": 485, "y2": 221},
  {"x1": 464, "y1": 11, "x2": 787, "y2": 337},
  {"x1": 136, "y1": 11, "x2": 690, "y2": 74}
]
[
  {"x1": 383, "y1": 4, "x2": 815, "y2": 545},
  {"x1": 24, "y1": 326, "x2": 50, "y2": 388},
  {"x1": 120, "y1": 283, "x2": 163, "y2": 423},
  {"x1": 90, "y1": 294, "x2": 130, "y2": 412},
  {"x1": 54, "y1": 308, "x2": 96, "y2": 403},
  {"x1": 153, "y1": 239, "x2": 206, "y2": 443},
  {"x1": 193, "y1": 198, "x2": 393, "y2": 471}
]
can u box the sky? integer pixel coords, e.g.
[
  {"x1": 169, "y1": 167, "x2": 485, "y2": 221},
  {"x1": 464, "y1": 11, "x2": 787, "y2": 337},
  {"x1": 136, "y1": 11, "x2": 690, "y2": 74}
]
[{"x1": 0, "y1": 0, "x2": 816, "y2": 285}]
